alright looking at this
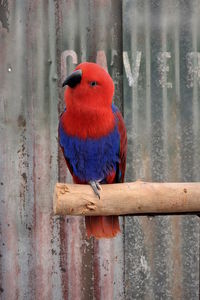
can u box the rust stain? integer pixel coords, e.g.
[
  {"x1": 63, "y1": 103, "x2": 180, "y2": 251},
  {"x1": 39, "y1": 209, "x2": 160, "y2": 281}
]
[
  {"x1": 59, "y1": 217, "x2": 69, "y2": 299},
  {"x1": 17, "y1": 115, "x2": 26, "y2": 128},
  {"x1": 93, "y1": 241, "x2": 101, "y2": 300},
  {"x1": 80, "y1": 227, "x2": 94, "y2": 300},
  {"x1": 17, "y1": 121, "x2": 28, "y2": 217},
  {"x1": 171, "y1": 217, "x2": 183, "y2": 299},
  {"x1": 67, "y1": 217, "x2": 82, "y2": 299},
  {"x1": 35, "y1": 212, "x2": 53, "y2": 300}
]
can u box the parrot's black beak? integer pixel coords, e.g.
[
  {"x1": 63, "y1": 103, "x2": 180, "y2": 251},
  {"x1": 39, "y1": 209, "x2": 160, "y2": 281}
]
[{"x1": 62, "y1": 69, "x2": 82, "y2": 88}]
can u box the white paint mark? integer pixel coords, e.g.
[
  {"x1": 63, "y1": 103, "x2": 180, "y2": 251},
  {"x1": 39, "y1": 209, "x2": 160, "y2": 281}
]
[
  {"x1": 123, "y1": 51, "x2": 141, "y2": 87},
  {"x1": 157, "y1": 52, "x2": 172, "y2": 88},
  {"x1": 186, "y1": 52, "x2": 200, "y2": 88},
  {"x1": 61, "y1": 50, "x2": 78, "y2": 81},
  {"x1": 110, "y1": 49, "x2": 118, "y2": 66},
  {"x1": 140, "y1": 255, "x2": 150, "y2": 278},
  {"x1": 140, "y1": 255, "x2": 148, "y2": 272}
]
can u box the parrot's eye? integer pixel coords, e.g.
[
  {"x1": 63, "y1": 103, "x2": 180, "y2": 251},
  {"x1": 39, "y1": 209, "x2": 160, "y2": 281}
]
[{"x1": 90, "y1": 81, "x2": 97, "y2": 87}]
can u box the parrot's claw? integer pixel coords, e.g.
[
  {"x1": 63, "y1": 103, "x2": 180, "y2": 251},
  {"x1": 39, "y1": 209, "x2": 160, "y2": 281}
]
[{"x1": 89, "y1": 181, "x2": 101, "y2": 199}]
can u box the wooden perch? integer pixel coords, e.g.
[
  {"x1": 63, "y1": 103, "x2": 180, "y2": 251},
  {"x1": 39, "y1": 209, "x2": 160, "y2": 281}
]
[{"x1": 53, "y1": 182, "x2": 200, "y2": 216}]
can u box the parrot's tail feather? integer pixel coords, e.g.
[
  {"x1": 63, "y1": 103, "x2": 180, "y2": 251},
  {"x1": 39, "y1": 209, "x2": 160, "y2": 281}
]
[{"x1": 85, "y1": 216, "x2": 120, "y2": 238}]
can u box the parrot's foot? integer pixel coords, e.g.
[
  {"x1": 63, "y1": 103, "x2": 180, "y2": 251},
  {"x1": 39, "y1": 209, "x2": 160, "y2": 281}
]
[{"x1": 89, "y1": 181, "x2": 102, "y2": 199}]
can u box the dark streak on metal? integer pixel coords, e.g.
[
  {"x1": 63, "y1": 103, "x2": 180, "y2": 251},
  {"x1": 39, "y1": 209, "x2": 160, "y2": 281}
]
[
  {"x1": 80, "y1": 223, "x2": 94, "y2": 300},
  {"x1": 150, "y1": 0, "x2": 165, "y2": 182},
  {"x1": 59, "y1": 217, "x2": 69, "y2": 299},
  {"x1": 179, "y1": 2, "x2": 194, "y2": 182},
  {"x1": 54, "y1": 0, "x2": 63, "y2": 117},
  {"x1": 25, "y1": 1, "x2": 38, "y2": 298},
  {"x1": 0, "y1": 0, "x2": 9, "y2": 31},
  {"x1": 87, "y1": 1, "x2": 97, "y2": 62},
  {"x1": 93, "y1": 240, "x2": 101, "y2": 300},
  {"x1": 182, "y1": 216, "x2": 199, "y2": 299},
  {"x1": 0, "y1": 221, "x2": 3, "y2": 297},
  {"x1": 110, "y1": 0, "x2": 123, "y2": 113}
]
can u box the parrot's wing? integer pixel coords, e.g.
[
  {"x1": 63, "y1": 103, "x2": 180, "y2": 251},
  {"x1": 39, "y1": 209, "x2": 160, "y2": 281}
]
[
  {"x1": 112, "y1": 104, "x2": 127, "y2": 183},
  {"x1": 58, "y1": 112, "x2": 87, "y2": 184}
]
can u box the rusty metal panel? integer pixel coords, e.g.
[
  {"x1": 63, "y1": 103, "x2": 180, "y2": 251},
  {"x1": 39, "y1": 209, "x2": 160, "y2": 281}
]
[
  {"x1": 123, "y1": 0, "x2": 199, "y2": 299},
  {"x1": 0, "y1": 1, "x2": 62, "y2": 299},
  {"x1": 0, "y1": 0, "x2": 124, "y2": 299},
  {"x1": 0, "y1": 0, "x2": 200, "y2": 300}
]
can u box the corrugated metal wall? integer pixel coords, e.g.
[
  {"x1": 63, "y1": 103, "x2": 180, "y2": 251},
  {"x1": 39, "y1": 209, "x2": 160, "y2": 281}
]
[
  {"x1": 123, "y1": 1, "x2": 200, "y2": 299},
  {"x1": 0, "y1": 0, "x2": 199, "y2": 299}
]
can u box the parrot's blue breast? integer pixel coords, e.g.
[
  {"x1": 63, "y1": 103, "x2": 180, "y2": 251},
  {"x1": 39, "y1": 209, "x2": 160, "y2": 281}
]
[{"x1": 59, "y1": 123, "x2": 120, "y2": 182}]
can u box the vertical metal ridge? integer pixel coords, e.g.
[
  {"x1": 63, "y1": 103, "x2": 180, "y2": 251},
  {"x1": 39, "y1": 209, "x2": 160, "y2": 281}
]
[
  {"x1": 1, "y1": 1, "x2": 30, "y2": 298},
  {"x1": 179, "y1": 2, "x2": 194, "y2": 182},
  {"x1": 150, "y1": 0, "x2": 165, "y2": 182},
  {"x1": 48, "y1": 2, "x2": 63, "y2": 297},
  {"x1": 181, "y1": 215, "x2": 199, "y2": 299},
  {"x1": 145, "y1": 0, "x2": 152, "y2": 181},
  {"x1": 66, "y1": 217, "x2": 83, "y2": 299},
  {"x1": 191, "y1": 0, "x2": 200, "y2": 181},
  {"x1": 168, "y1": 0, "x2": 182, "y2": 182},
  {"x1": 160, "y1": 0, "x2": 169, "y2": 180},
  {"x1": 30, "y1": 2, "x2": 54, "y2": 299},
  {"x1": 170, "y1": 216, "x2": 183, "y2": 299}
]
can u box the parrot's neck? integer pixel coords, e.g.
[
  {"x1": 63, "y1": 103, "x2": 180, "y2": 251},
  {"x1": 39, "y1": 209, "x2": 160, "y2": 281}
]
[{"x1": 61, "y1": 106, "x2": 115, "y2": 139}]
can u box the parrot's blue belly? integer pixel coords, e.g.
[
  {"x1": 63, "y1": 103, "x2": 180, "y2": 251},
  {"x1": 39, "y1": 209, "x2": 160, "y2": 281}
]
[{"x1": 59, "y1": 124, "x2": 120, "y2": 182}]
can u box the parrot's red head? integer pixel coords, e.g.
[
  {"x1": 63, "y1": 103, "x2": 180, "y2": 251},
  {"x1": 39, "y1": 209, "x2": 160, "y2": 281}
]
[
  {"x1": 61, "y1": 62, "x2": 115, "y2": 139},
  {"x1": 63, "y1": 62, "x2": 114, "y2": 110}
]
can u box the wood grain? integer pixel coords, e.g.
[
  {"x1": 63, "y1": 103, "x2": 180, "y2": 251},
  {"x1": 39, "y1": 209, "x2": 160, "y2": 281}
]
[{"x1": 53, "y1": 182, "x2": 200, "y2": 215}]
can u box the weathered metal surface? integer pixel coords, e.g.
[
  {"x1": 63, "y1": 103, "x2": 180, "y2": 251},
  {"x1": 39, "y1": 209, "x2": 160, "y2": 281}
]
[
  {"x1": 123, "y1": 0, "x2": 200, "y2": 299},
  {"x1": 0, "y1": 0, "x2": 199, "y2": 299}
]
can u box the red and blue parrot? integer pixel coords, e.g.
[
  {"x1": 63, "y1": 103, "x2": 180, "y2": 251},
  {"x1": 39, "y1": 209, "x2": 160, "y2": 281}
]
[{"x1": 59, "y1": 62, "x2": 127, "y2": 238}]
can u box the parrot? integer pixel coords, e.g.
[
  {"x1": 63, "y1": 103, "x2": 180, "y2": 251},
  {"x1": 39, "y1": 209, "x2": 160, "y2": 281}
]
[{"x1": 59, "y1": 62, "x2": 127, "y2": 238}]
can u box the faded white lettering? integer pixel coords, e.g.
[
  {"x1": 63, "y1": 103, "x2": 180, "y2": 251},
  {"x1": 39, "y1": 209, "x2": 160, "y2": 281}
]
[
  {"x1": 157, "y1": 52, "x2": 172, "y2": 88},
  {"x1": 186, "y1": 52, "x2": 200, "y2": 88},
  {"x1": 96, "y1": 50, "x2": 108, "y2": 71},
  {"x1": 123, "y1": 51, "x2": 141, "y2": 87},
  {"x1": 61, "y1": 50, "x2": 78, "y2": 81}
]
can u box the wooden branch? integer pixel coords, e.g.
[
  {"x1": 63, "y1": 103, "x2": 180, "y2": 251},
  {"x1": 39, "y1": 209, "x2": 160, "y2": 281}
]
[{"x1": 53, "y1": 182, "x2": 200, "y2": 216}]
